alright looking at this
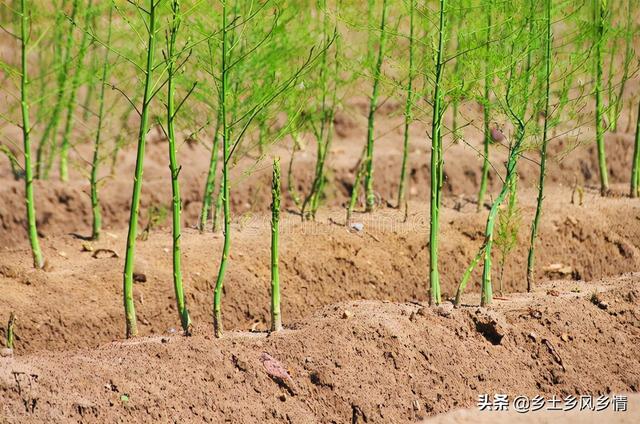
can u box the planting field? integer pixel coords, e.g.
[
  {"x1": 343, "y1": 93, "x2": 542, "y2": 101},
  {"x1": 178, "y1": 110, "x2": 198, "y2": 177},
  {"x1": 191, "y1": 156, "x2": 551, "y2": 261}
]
[{"x1": 1, "y1": 0, "x2": 640, "y2": 422}]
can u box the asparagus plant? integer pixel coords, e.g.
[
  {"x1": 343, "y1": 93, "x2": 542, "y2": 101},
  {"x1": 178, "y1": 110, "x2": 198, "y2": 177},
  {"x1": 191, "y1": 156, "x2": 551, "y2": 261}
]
[
  {"x1": 302, "y1": 0, "x2": 341, "y2": 220},
  {"x1": 593, "y1": 0, "x2": 609, "y2": 196},
  {"x1": 122, "y1": 0, "x2": 162, "y2": 338},
  {"x1": 460, "y1": 0, "x2": 538, "y2": 306},
  {"x1": 526, "y1": 0, "x2": 553, "y2": 292},
  {"x1": 362, "y1": 0, "x2": 388, "y2": 212},
  {"x1": 396, "y1": 0, "x2": 415, "y2": 209},
  {"x1": 270, "y1": 158, "x2": 282, "y2": 332},
  {"x1": 88, "y1": 2, "x2": 114, "y2": 241},
  {"x1": 212, "y1": 0, "x2": 231, "y2": 338},
  {"x1": 212, "y1": 1, "x2": 331, "y2": 337},
  {"x1": 19, "y1": 0, "x2": 45, "y2": 269},
  {"x1": 476, "y1": 0, "x2": 493, "y2": 212},
  {"x1": 480, "y1": 15, "x2": 535, "y2": 307},
  {"x1": 429, "y1": 0, "x2": 447, "y2": 305},
  {"x1": 199, "y1": 1, "x2": 244, "y2": 232},
  {"x1": 164, "y1": 0, "x2": 192, "y2": 335},
  {"x1": 480, "y1": 128, "x2": 524, "y2": 305},
  {"x1": 6, "y1": 312, "x2": 16, "y2": 349}
]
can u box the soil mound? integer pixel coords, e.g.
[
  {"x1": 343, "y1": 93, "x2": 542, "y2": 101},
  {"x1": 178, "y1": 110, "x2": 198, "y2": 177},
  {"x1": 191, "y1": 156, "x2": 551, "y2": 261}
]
[
  {"x1": 1, "y1": 187, "x2": 639, "y2": 354},
  {"x1": 1, "y1": 276, "x2": 639, "y2": 423}
]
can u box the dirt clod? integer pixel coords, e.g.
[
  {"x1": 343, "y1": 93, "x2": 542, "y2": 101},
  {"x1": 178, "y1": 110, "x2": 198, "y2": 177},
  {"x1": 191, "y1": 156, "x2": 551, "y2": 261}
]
[
  {"x1": 435, "y1": 303, "x2": 454, "y2": 317},
  {"x1": 472, "y1": 309, "x2": 510, "y2": 345},
  {"x1": 132, "y1": 273, "x2": 147, "y2": 283}
]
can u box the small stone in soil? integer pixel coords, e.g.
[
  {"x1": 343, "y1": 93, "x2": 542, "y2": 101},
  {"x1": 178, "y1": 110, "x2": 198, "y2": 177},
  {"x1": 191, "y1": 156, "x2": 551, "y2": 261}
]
[{"x1": 350, "y1": 222, "x2": 364, "y2": 232}]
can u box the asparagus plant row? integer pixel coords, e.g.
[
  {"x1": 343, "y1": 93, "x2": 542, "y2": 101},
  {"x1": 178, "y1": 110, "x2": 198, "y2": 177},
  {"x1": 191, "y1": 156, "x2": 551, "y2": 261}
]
[{"x1": 1, "y1": 0, "x2": 639, "y2": 341}]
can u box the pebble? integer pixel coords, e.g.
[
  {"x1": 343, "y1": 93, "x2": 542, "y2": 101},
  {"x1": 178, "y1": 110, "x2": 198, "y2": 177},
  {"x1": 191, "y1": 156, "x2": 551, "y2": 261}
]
[{"x1": 350, "y1": 222, "x2": 364, "y2": 232}]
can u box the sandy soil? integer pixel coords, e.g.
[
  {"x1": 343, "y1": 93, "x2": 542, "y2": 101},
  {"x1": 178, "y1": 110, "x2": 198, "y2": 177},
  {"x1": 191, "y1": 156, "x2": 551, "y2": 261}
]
[
  {"x1": 1, "y1": 275, "x2": 639, "y2": 423},
  {"x1": 0, "y1": 186, "x2": 638, "y2": 355},
  {"x1": 0, "y1": 97, "x2": 637, "y2": 244},
  {"x1": 1, "y1": 96, "x2": 639, "y2": 422},
  {"x1": 424, "y1": 394, "x2": 640, "y2": 423}
]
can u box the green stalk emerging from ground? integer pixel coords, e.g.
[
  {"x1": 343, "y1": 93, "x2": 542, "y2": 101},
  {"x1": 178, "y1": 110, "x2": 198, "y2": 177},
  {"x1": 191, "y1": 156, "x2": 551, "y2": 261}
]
[
  {"x1": 526, "y1": 0, "x2": 552, "y2": 292},
  {"x1": 480, "y1": 67, "x2": 528, "y2": 307},
  {"x1": 166, "y1": 0, "x2": 192, "y2": 335},
  {"x1": 429, "y1": 0, "x2": 447, "y2": 305},
  {"x1": 476, "y1": 0, "x2": 493, "y2": 212},
  {"x1": 480, "y1": 138, "x2": 522, "y2": 306},
  {"x1": 19, "y1": 0, "x2": 44, "y2": 269},
  {"x1": 122, "y1": 0, "x2": 160, "y2": 338},
  {"x1": 6, "y1": 312, "x2": 16, "y2": 349},
  {"x1": 593, "y1": 0, "x2": 609, "y2": 196},
  {"x1": 213, "y1": 2, "x2": 230, "y2": 338},
  {"x1": 396, "y1": 0, "x2": 415, "y2": 209},
  {"x1": 89, "y1": 2, "x2": 114, "y2": 241},
  {"x1": 270, "y1": 158, "x2": 282, "y2": 332},
  {"x1": 362, "y1": 0, "x2": 388, "y2": 212}
]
